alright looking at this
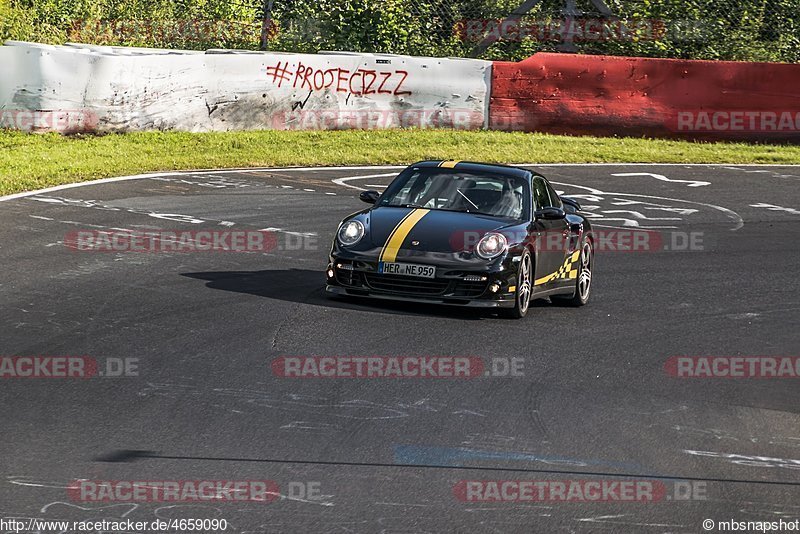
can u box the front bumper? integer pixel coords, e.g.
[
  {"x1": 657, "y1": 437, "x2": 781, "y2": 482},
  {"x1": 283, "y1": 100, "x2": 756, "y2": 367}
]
[
  {"x1": 325, "y1": 255, "x2": 518, "y2": 308},
  {"x1": 325, "y1": 285, "x2": 516, "y2": 308}
]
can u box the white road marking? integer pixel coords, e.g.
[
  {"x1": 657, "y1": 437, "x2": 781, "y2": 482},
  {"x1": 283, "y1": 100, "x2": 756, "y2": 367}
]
[
  {"x1": 258, "y1": 227, "x2": 318, "y2": 237},
  {"x1": 577, "y1": 514, "x2": 683, "y2": 527},
  {"x1": 26, "y1": 195, "x2": 218, "y2": 225},
  {"x1": 7, "y1": 476, "x2": 77, "y2": 490},
  {"x1": 750, "y1": 203, "x2": 800, "y2": 215},
  {"x1": 146, "y1": 213, "x2": 204, "y2": 224},
  {"x1": 611, "y1": 172, "x2": 710, "y2": 187},
  {"x1": 684, "y1": 449, "x2": 800, "y2": 469},
  {"x1": 1, "y1": 164, "x2": 796, "y2": 203},
  {"x1": 150, "y1": 176, "x2": 259, "y2": 188},
  {"x1": 644, "y1": 207, "x2": 700, "y2": 215},
  {"x1": 563, "y1": 194, "x2": 604, "y2": 203},
  {"x1": 722, "y1": 166, "x2": 800, "y2": 178},
  {"x1": 0, "y1": 173, "x2": 173, "y2": 202},
  {"x1": 256, "y1": 165, "x2": 404, "y2": 172},
  {"x1": 551, "y1": 181, "x2": 744, "y2": 231},
  {"x1": 601, "y1": 210, "x2": 682, "y2": 221},
  {"x1": 332, "y1": 173, "x2": 398, "y2": 191},
  {"x1": 608, "y1": 198, "x2": 673, "y2": 207},
  {"x1": 30, "y1": 196, "x2": 120, "y2": 210},
  {"x1": 41, "y1": 501, "x2": 140, "y2": 516}
]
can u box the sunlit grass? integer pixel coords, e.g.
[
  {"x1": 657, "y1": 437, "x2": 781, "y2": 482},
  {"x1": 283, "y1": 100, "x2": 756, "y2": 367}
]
[{"x1": 2, "y1": 129, "x2": 799, "y2": 195}]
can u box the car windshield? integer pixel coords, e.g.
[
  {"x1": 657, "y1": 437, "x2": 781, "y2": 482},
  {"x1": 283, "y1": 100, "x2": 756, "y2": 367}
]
[{"x1": 378, "y1": 168, "x2": 529, "y2": 219}]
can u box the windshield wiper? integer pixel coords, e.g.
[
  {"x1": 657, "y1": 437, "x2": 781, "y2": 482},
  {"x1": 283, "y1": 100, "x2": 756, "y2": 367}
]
[
  {"x1": 384, "y1": 203, "x2": 424, "y2": 208},
  {"x1": 456, "y1": 189, "x2": 480, "y2": 211},
  {"x1": 458, "y1": 209, "x2": 499, "y2": 217},
  {"x1": 435, "y1": 207, "x2": 500, "y2": 217}
]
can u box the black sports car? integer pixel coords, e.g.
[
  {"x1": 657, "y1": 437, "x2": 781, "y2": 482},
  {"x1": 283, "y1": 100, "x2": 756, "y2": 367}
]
[{"x1": 325, "y1": 161, "x2": 594, "y2": 318}]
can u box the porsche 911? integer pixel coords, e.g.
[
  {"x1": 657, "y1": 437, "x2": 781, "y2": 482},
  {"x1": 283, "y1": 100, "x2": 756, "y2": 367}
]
[{"x1": 325, "y1": 161, "x2": 594, "y2": 318}]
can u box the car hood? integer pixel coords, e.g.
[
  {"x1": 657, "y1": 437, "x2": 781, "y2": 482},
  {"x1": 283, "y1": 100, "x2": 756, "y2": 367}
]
[{"x1": 366, "y1": 206, "x2": 518, "y2": 255}]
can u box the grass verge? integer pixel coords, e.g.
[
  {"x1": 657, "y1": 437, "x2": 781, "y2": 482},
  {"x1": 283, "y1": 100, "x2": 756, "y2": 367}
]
[{"x1": 2, "y1": 129, "x2": 799, "y2": 195}]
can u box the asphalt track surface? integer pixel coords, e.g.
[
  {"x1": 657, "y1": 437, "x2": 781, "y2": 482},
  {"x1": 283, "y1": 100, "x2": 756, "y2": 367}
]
[{"x1": 1, "y1": 164, "x2": 799, "y2": 533}]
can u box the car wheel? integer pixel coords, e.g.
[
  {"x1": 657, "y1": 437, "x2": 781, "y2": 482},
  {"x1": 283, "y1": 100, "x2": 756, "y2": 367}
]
[
  {"x1": 500, "y1": 249, "x2": 532, "y2": 319},
  {"x1": 552, "y1": 237, "x2": 593, "y2": 307}
]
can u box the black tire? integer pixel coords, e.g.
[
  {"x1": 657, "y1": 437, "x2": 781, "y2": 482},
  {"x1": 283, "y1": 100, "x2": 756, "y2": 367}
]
[
  {"x1": 500, "y1": 248, "x2": 533, "y2": 319},
  {"x1": 552, "y1": 237, "x2": 593, "y2": 307}
]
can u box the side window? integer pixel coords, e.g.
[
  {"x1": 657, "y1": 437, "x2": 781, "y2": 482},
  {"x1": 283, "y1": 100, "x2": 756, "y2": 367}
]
[
  {"x1": 532, "y1": 177, "x2": 551, "y2": 210},
  {"x1": 544, "y1": 180, "x2": 562, "y2": 209}
]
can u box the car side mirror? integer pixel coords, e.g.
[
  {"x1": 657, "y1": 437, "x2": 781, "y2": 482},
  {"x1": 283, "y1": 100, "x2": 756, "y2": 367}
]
[
  {"x1": 359, "y1": 190, "x2": 380, "y2": 204},
  {"x1": 534, "y1": 207, "x2": 566, "y2": 220},
  {"x1": 561, "y1": 197, "x2": 581, "y2": 211}
]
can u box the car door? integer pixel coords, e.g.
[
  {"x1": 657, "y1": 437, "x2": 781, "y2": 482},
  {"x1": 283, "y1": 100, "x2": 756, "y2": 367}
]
[
  {"x1": 544, "y1": 178, "x2": 576, "y2": 289},
  {"x1": 531, "y1": 175, "x2": 570, "y2": 288}
]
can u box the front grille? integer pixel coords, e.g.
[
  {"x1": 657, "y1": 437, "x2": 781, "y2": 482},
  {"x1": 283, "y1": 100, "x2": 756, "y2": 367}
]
[
  {"x1": 362, "y1": 273, "x2": 489, "y2": 298},
  {"x1": 364, "y1": 273, "x2": 450, "y2": 296},
  {"x1": 335, "y1": 268, "x2": 363, "y2": 287},
  {"x1": 451, "y1": 280, "x2": 489, "y2": 298}
]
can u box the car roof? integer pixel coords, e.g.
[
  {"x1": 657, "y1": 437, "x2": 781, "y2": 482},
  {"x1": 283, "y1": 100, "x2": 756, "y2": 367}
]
[{"x1": 410, "y1": 161, "x2": 532, "y2": 180}]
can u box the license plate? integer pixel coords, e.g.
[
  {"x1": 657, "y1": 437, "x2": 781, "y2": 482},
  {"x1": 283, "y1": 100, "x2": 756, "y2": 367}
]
[{"x1": 379, "y1": 262, "x2": 436, "y2": 278}]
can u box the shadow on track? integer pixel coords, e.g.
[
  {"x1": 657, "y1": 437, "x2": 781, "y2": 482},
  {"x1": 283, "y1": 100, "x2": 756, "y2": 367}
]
[{"x1": 181, "y1": 269, "x2": 548, "y2": 320}]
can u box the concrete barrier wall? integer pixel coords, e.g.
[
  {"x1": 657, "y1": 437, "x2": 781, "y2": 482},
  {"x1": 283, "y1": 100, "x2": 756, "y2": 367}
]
[
  {"x1": 490, "y1": 53, "x2": 800, "y2": 141},
  {"x1": 0, "y1": 41, "x2": 492, "y2": 133},
  {"x1": 4, "y1": 41, "x2": 799, "y2": 140}
]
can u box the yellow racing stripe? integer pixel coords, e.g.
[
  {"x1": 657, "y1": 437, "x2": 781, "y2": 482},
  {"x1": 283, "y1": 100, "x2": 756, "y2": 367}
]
[
  {"x1": 381, "y1": 209, "x2": 416, "y2": 254},
  {"x1": 534, "y1": 273, "x2": 557, "y2": 286},
  {"x1": 380, "y1": 209, "x2": 430, "y2": 262},
  {"x1": 439, "y1": 160, "x2": 461, "y2": 168},
  {"x1": 534, "y1": 250, "x2": 581, "y2": 286}
]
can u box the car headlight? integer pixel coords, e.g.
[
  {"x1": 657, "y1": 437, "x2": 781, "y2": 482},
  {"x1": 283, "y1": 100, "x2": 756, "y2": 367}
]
[
  {"x1": 476, "y1": 232, "x2": 508, "y2": 259},
  {"x1": 338, "y1": 220, "x2": 365, "y2": 246}
]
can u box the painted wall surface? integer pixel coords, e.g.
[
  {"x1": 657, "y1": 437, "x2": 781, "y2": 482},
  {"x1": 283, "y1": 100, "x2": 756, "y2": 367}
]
[
  {"x1": 490, "y1": 53, "x2": 800, "y2": 141},
  {"x1": 0, "y1": 41, "x2": 492, "y2": 133},
  {"x1": 4, "y1": 41, "x2": 798, "y2": 140}
]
